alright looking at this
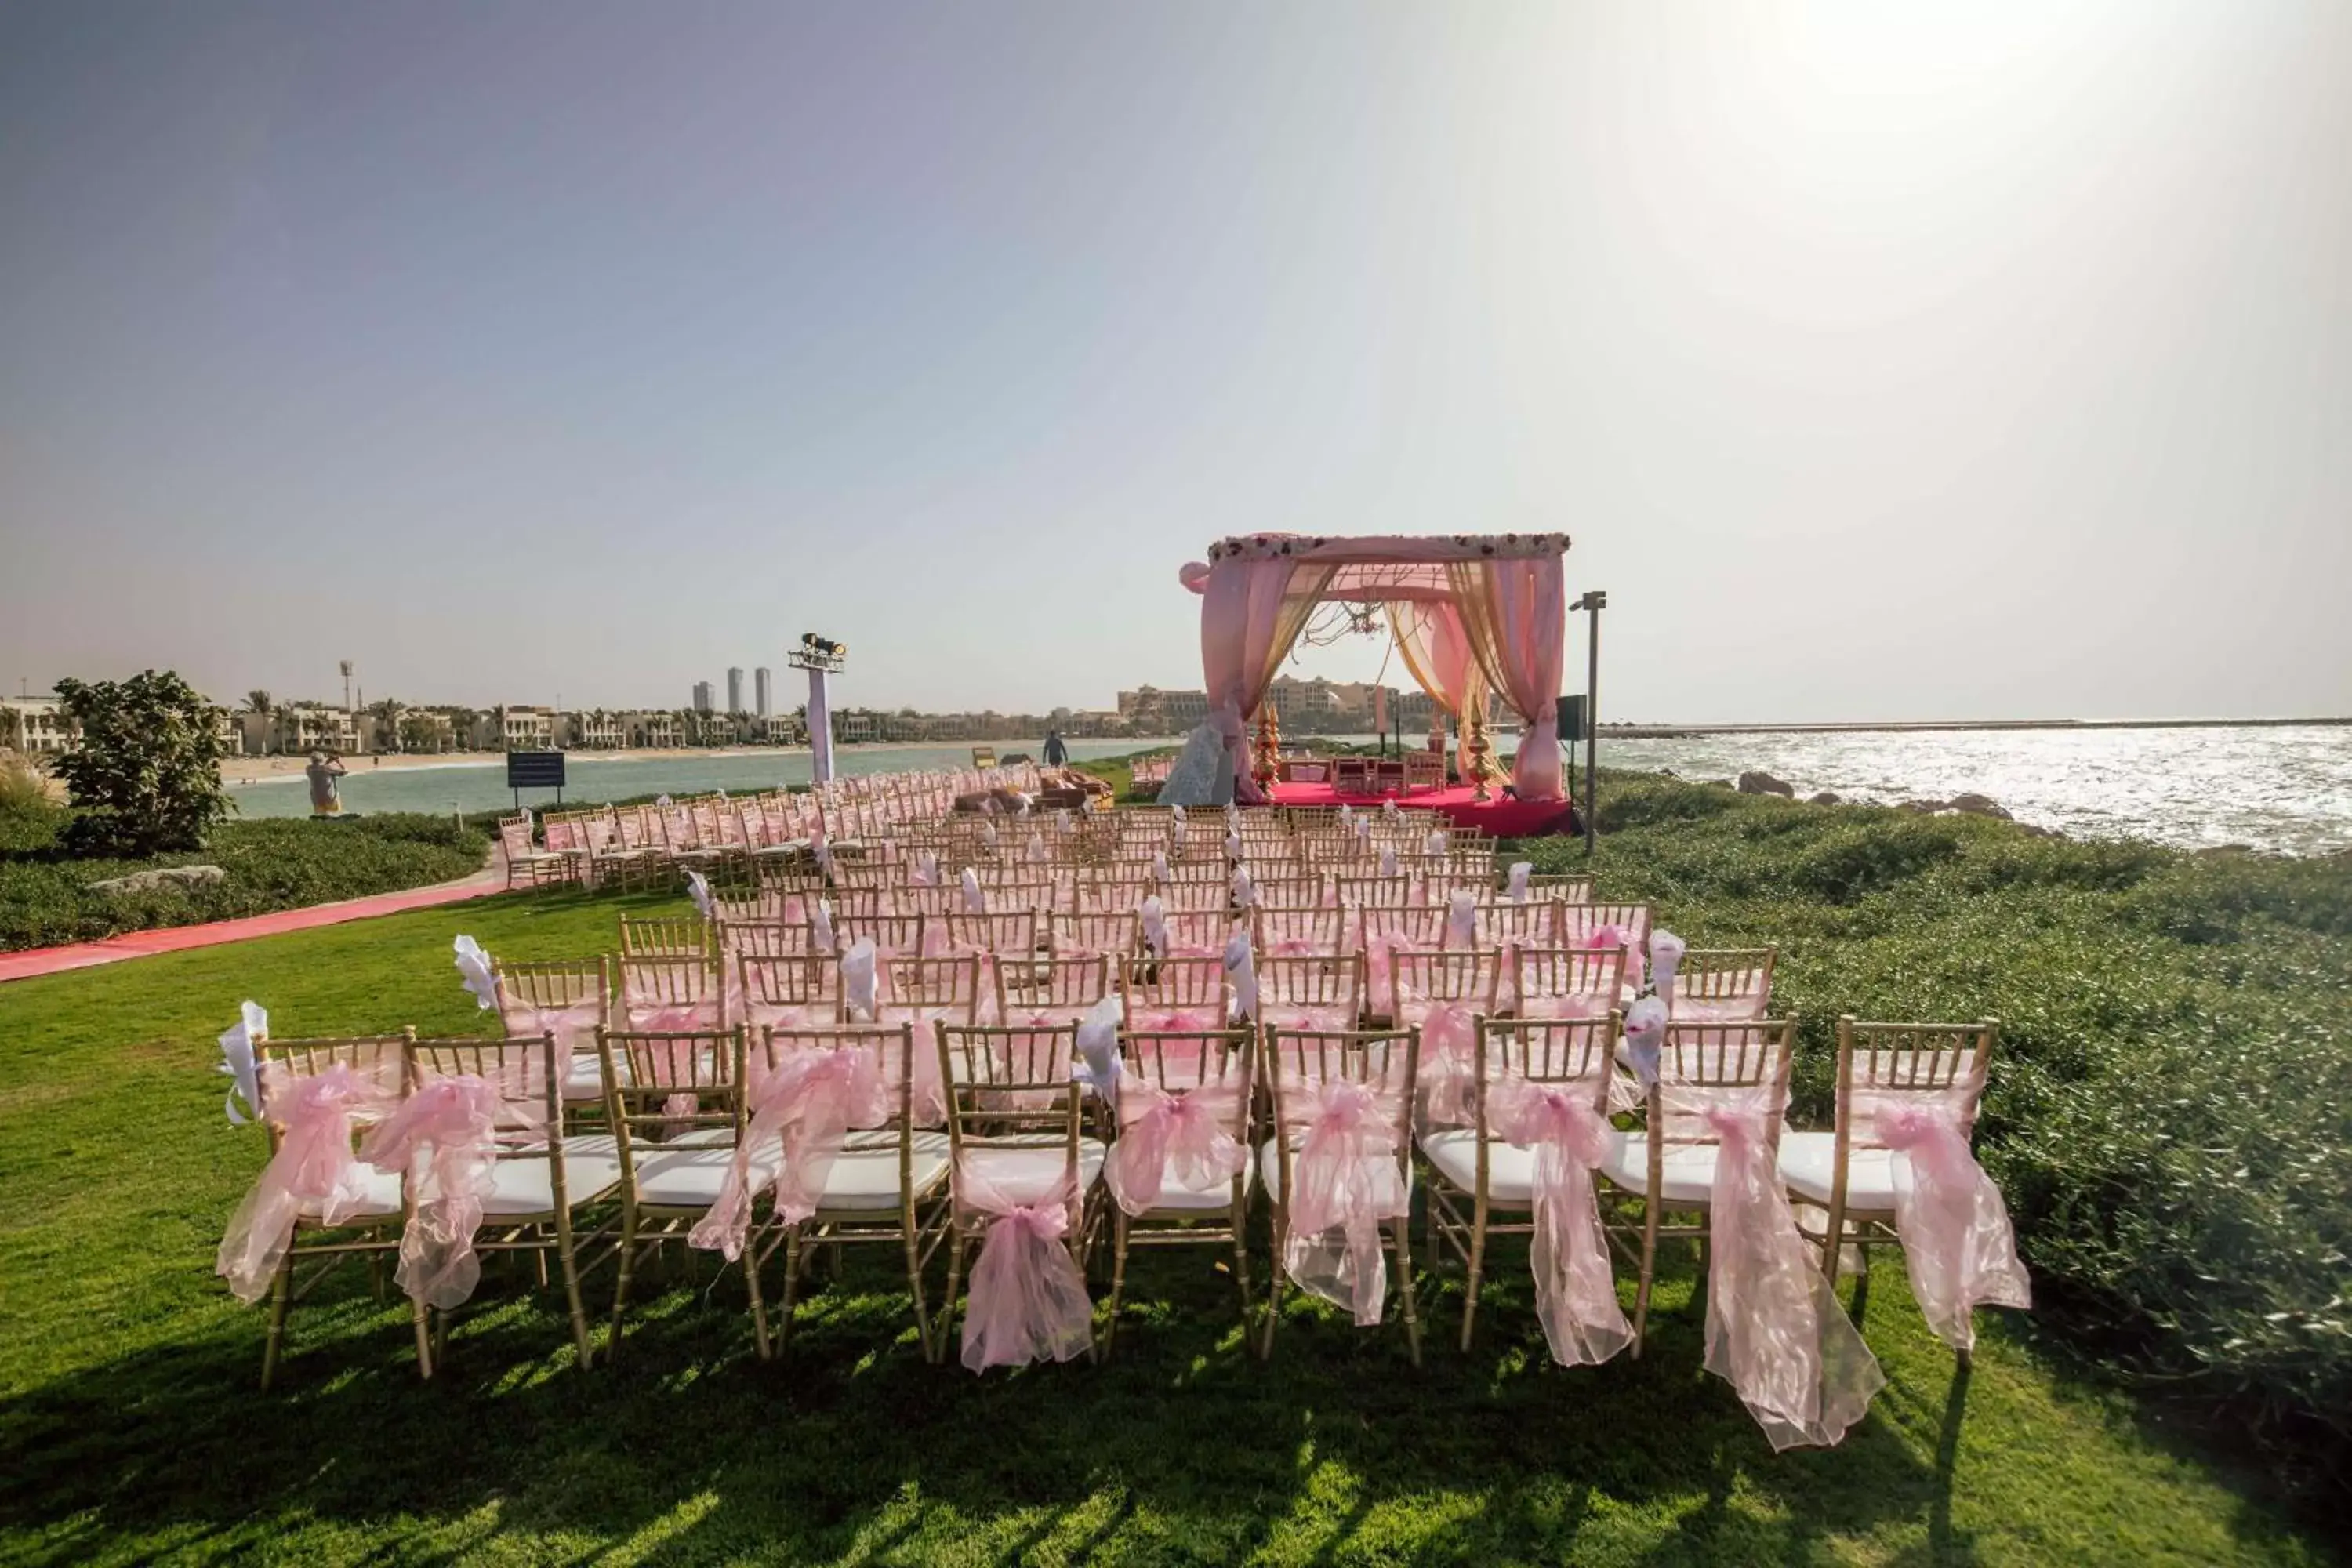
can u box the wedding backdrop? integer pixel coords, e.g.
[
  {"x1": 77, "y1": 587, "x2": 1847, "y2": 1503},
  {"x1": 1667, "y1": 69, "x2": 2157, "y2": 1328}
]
[{"x1": 1170, "y1": 534, "x2": 1571, "y2": 818}]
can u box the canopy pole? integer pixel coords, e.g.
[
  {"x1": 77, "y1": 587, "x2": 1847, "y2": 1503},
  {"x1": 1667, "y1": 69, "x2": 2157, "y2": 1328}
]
[{"x1": 1575, "y1": 590, "x2": 1606, "y2": 855}]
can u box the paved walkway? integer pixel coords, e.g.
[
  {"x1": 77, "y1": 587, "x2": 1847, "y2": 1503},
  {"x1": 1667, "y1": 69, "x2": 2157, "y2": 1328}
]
[{"x1": 0, "y1": 859, "x2": 506, "y2": 985}]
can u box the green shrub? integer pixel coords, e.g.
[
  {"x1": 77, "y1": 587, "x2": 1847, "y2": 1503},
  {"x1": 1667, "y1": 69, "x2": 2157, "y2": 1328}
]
[
  {"x1": 0, "y1": 813, "x2": 490, "y2": 952},
  {"x1": 1509, "y1": 781, "x2": 2352, "y2": 1495}
]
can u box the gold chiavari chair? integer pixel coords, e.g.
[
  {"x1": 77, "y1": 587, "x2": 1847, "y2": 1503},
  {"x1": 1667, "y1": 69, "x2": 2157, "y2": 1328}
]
[
  {"x1": 594, "y1": 1024, "x2": 756, "y2": 1358},
  {"x1": 1100, "y1": 1028, "x2": 1258, "y2": 1358},
  {"x1": 931, "y1": 1021, "x2": 1105, "y2": 1365},
  {"x1": 405, "y1": 1031, "x2": 612, "y2": 1374},
  {"x1": 1668, "y1": 949, "x2": 1779, "y2": 1022},
  {"x1": 1780, "y1": 1017, "x2": 2005, "y2": 1361},
  {"x1": 1420, "y1": 1014, "x2": 1617, "y2": 1350},
  {"x1": 240, "y1": 1033, "x2": 415, "y2": 1389},
  {"x1": 617, "y1": 913, "x2": 712, "y2": 960},
  {"x1": 745, "y1": 1024, "x2": 951, "y2": 1360},
  {"x1": 1598, "y1": 1017, "x2": 1797, "y2": 1355},
  {"x1": 1258, "y1": 1025, "x2": 1423, "y2": 1364}
]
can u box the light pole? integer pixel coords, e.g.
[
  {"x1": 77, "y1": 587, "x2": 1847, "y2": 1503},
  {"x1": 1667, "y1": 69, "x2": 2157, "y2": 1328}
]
[
  {"x1": 789, "y1": 634, "x2": 848, "y2": 785},
  {"x1": 1571, "y1": 590, "x2": 1606, "y2": 855}
]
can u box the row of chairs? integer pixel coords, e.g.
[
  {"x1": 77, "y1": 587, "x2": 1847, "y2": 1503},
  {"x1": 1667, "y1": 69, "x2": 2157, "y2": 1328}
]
[{"x1": 234, "y1": 1010, "x2": 1999, "y2": 1396}]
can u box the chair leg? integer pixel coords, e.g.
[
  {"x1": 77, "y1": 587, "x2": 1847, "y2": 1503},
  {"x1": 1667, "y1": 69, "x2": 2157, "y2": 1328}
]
[
  {"x1": 1102, "y1": 1212, "x2": 1131, "y2": 1360},
  {"x1": 902, "y1": 1208, "x2": 934, "y2": 1363},
  {"x1": 608, "y1": 1207, "x2": 639, "y2": 1361},
  {"x1": 746, "y1": 1221, "x2": 775, "y2": 1363},
  {"x1": 1460, "y1": 1204, "x2": 1488, "y2": 1354},
  {"x1": 1631, "y1": 1200, "x2": 1660, "y2": 1359},
  {"x1": 1229, "y1": 1201, "x2": 1254, "y2": 1332},
  {"x1": 1258, "y1": 1213, "x2": 1287, "y2": 1360},
  {"x1": 554, "y1": 1215, "x2": 594, "y2": 1373},
  {"x1": 936, "y1": 1228, "x2": 967, "y2": 1366},
  {"x1": 775, "y1": 1228, "x2": 802, "y2": 1356},
  {"x1": 1391, "y1": 1214, "x2": 1422, "y2": 1368},
  {"x1": 260, "y1": 1256, "x2": 294, "y2": 1391}
]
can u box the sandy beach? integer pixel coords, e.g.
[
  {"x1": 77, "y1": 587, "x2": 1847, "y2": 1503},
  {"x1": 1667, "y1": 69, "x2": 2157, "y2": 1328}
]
[{"x1": 217, "y1": 739, "x2": 1188, "y2": 788}]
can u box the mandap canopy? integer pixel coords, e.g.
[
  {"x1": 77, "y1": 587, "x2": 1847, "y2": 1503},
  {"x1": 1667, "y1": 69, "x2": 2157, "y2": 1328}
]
[{"x1": 1178, "y1": 532, "x2": 1571, "y2": 805}]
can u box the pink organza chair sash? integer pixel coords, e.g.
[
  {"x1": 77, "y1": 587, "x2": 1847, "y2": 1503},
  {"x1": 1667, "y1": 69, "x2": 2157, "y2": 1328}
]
[
  {"x1": 956, "y1": 1156, "x2": 1093, "y2": 1372},
  {"x1": 1279, "y1": 1077, "x2": 1411, "y2": 1326},
  {"x1": 1672, "y1": 1082, "x2": 1884, "y2": 1449},
  {"x1": 1126, "y1": 1005, "x2": 1227, "y2": 1035},
  {"x1": 1485, "y1": 1073, "x2": 1629, "y2": 1366},
  {"x1": 689, "y1": 1043, "x2": 890, "y2": 1260},
  {"x1": 360, "y1": 1073, "x2": 546, "y2": 1311},
  {"x1": 1398, "y1": 999, "x2": 1478, "y2": 1127},
  {"x1": 1105, "y1": 1082, "x2": 1246, "y2": 1215},
  {"x1": 1861, "y1": 1088, "x2": 2031, "y2": 1352},
  {"x1": 215, "y1": 1062, "x2": 398, "y2": 1305},
  {"x1": 1257, "y1": 1003, "x2": 1355, "y2": 1034},
  {"x1": 500, "y1": 999, "x2": 603, "y2": 1059}
]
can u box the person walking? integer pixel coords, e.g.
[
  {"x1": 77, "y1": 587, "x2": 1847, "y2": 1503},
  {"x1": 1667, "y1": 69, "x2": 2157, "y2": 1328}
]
[{"x1": 1042, "y1": 728, "x2": 1069, "y2": 768}]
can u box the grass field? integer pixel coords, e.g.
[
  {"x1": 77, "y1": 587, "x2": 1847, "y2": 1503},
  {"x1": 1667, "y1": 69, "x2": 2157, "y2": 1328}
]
[{"x1": 0, "y1": 876, "x2": 2336, "y2": 1566}]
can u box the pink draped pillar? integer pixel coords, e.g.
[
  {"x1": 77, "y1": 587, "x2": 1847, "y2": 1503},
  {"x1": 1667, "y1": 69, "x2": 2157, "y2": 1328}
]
[
  {"x1": 1452, "y1": 558, "x2": 1567, "y2": 801},
  {"x1": 1200, "y1": 557, "x2": 1328, "y2": 804}
]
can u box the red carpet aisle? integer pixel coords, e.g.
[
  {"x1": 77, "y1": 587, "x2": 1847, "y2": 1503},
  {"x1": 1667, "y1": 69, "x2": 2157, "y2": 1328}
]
[
  {"x1": 0, "y1": 857, "x2": 505, "y2": 985},
  {"x1": 1267, "y1": 781, "x2": 1579, "y2": 838}
]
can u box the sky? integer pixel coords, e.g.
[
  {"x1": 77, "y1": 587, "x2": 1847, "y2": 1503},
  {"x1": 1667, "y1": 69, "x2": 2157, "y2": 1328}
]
[{"x1": 2, "y1": 1, "x2": 2348, "y2": 724}]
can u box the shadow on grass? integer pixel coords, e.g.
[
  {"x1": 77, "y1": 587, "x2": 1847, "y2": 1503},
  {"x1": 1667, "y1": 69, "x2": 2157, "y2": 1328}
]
[{"x1": 0, "y1": 1241, "x2": 1984, "y2": 1566}]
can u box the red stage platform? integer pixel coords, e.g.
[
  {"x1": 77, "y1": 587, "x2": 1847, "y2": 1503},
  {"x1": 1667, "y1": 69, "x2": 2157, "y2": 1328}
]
[{"x1": 1266, "y1": 781, "x2": 1580, "y2": 839}]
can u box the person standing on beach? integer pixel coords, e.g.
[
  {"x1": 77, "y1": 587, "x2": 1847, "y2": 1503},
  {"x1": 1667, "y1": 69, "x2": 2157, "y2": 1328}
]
[
  {"x1": 305, "y1": 750, "x2": 347, "y2": 817},
  {"x1": 1042, "y1": 728, "x2": 1069, "y2": 768}
]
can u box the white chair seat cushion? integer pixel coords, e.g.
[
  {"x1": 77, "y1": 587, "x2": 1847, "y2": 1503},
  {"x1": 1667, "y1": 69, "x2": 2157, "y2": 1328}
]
[
  {"x1": 1417, "y1": 1128, "x2": 1535, "y2": 1207},
  {"x1": 1257, "y1": 1140, "x2": 1415, "y2": 1206},
  {"x1": 809, "y1": 1129, "x2": 953, "y2": 1211},
  {"x1": 481, "y1": 1135, "x2": 625, "y2": 1214},
  {"x1": 633, "y1": 1142, "x2": 780, "y2": 1210},
  {"x1": 956, "y1": 1139, "x2": 1106, "y2": 1207},
  {"x1": 1596, "y1": 1133, "x2": 1721, "y2": 1207},
  {"x1": 299, "y1": 1166, "x2": 403, "y2": 1221},
  {"x1": 1777, "y1": 1131, "x2": 1906, "y2": 1212}
]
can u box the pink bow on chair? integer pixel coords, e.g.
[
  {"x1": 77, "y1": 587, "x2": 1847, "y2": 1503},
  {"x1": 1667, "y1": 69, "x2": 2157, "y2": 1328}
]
[
  {"x1": 1105, "y1": 1082, "x2": 1246, "y2": 1215},
  {"x1": 626, "y1": 1005, "x2": 714, "y2": 1125},
  {"x1": 1690, "y1": 1090, "x2": 1884, "y2": 1450},
  {"x1": 361, "y1": 1075, "x2": 537, "y2": 1311},
  {"x1": 1871, "y1": 1094, "x2": 2031, "y2": 1352},
  {"x1": 1281, "y1": 1079, "x2": 1410, "y2": 1326},
  {"x1": 690, "y1": 1044, "x2": 889, "y2": 1261},
  {"x1": 1406, "y1": 1000, "x2": 1479, "y2": 1127},
  {"x1": 956, "y1": 1161, "x2": 1094, "y2": 1372},
  {"x1": 1486, "y1": 1075, "x2": 1630, "y2": 1366},
  {"x1": 216, "y1": 1063, "x2": 396, "y2": 1305}
]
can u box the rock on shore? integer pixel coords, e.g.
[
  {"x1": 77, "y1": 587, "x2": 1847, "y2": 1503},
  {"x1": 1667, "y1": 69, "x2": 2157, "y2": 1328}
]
[{"x1": 1737, "y1": 770, "x2": 1795, "y2": 797}]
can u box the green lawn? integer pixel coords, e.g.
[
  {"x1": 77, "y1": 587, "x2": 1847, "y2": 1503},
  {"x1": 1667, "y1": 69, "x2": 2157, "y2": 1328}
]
[{"x1": 0, "y1": 884, "x2": 2332, "y2": 1566}]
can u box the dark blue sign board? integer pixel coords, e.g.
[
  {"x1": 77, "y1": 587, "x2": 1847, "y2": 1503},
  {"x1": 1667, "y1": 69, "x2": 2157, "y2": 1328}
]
[{"x1": 506, "y1": 750, "x2": 566, "y2": 807}]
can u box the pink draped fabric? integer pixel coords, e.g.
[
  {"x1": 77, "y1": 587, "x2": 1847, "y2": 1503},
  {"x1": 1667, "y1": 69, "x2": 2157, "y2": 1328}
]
[
  {"x1": 1127, "y1": 1006, "x2": 1225, "y2": 1034},
  {"x1": 1447, "y1": 557, "x2": 1567, "y2": 801},
  {"x1": 1867, "y1": 1091, "x2": 2031, "y2": 1352},
  {"x1": 1200, "y1": 557, "x2": 1333, "y2": 804},
  {"x1": 624, "y1": 1006, "x2": 716, "y2": 1124},
  {"x1": 1258, "y1": 1003, "x2": 1355, "y2": 1034},
  {"x1": 216, "y1": 1062, "x2": 397, "y2": 1305},
  {"x1": 1401, "y1": 999, "x2": 1479, "y2": 1127},
  {"x1": 1683, "y1": 1085, "x2": 1884, "y2": 1449},
  {"x1": 1486, "y1": 1074, "x2": 1631, "y2": 1366},
  {"x1": 360, "y1": 1075, "x2": 540, "y2": 1311},
  {"x1": 1388, "y1": 598, "x2": 1487, "y2": 786},
  {"x1": 1279, "y1": 1078, "x2": 1412, "y2": 1326},
  {"x1": 689, "y1": 1043, "x2": 891, "y2": 1261},
  {"x1": 956, "y1": 1160, "x2": 1094, "y2": 1372},
  {"x1": 1105, "y1": 1082, "x2": 1247, "y2": 1215}
]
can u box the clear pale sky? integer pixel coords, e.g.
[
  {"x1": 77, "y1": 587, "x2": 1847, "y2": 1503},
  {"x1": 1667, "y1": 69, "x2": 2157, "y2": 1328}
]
[{"x1": 3, "y1": 2, "x2": 2347, "y2": 722}]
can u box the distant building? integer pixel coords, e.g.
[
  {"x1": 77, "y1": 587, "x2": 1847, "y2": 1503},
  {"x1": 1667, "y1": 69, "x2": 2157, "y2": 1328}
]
[
  {"x1": 564, "y1": 710, "x2": 624, "y2": 750},
  {"x1": 691, "y1": 681, "x2": 714, "y2": 714},
  {"x1": 279, "y1": 703, "x2": 362, "y2": 755},
  {"x1": 495, "y1": 706, "x2": 556, "y2": 752},
  {"x1": 727, "y1": 666, "x2": 745, "y2": 713},
  {"x1": 624, "y1": 710, "x2": 682, "y2": 749},
  {"x1": 754, "y1": 666, "x2": 772, "y2": 717},
  {"x1": 0, "y1": 694, "x2": 74, "y2": 754},
  {"x1": 1116, "y1": 685, "x2": 1210, "y2": 734}
]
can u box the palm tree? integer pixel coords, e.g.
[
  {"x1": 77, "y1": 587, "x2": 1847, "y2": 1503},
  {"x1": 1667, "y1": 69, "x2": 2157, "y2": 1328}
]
[
  {"x1": 368, "y1": 698, "x2": 402, "y2": 753},
  {"x1": 270, "y1": 702, "x2": 296, "y2": 757},
  {"x1": 241, "y1": 691, "x2": 272, "y2": 754}
]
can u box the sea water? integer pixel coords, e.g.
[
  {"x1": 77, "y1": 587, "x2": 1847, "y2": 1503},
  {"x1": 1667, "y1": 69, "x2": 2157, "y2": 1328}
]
[{"x1": 227, "y1": 727, "x2": 2352, "y2": 855}]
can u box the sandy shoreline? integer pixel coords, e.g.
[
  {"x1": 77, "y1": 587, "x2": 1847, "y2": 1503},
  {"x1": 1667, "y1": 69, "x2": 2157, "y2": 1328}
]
[{"x1": 218, "y1": 739, "x2": 1188, "y2": 787}]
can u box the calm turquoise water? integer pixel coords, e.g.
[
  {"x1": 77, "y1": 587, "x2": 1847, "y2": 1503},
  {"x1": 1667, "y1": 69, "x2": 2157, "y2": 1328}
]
[
  {"x1": 228, "y1": 726, "x2": 2352, "y2": 855},
  {"x1": 227, "y1": 741, "x2": 1174, "y2": 822}
]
